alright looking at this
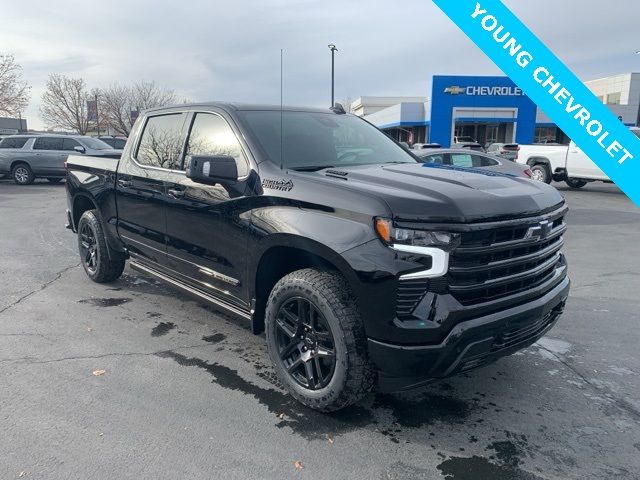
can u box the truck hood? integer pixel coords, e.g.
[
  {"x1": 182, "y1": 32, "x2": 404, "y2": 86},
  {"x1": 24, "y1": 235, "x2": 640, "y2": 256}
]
[{"x1": 314, "y1": 162, "x2": 564, "y2": 223}]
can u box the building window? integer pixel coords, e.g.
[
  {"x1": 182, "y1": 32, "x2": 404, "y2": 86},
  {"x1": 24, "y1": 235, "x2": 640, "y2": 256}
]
[
  {"x1": 606, "y1": 92, "x2": 621, "y2": 105},
  {"x1": 534, "y1": 127, "x2": 557, "y2": 144}
]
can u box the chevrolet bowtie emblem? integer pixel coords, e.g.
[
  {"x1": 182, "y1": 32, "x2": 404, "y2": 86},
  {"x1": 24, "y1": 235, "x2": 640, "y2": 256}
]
[
  {"x1": 444, "y1": 86, "x2": 465, "y2": 95},
  {"x1": 524, "y1": 220, "x2": 553, "y2": 242}
]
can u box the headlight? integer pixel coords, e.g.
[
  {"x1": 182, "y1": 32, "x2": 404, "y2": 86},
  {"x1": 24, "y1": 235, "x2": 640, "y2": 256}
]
[{"x1": 375, "y1": 218, "x2": 460, "y2": 249}]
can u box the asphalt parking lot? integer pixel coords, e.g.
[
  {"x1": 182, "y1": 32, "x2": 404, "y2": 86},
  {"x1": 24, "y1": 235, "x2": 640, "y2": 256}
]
[{"x1": 1, "y1": 178, "x2": 639, "y2": 480}]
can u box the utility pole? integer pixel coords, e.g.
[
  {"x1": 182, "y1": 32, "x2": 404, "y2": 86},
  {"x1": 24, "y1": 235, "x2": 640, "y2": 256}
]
[{"x1": 328, "y1": 44, "x2": 338, "y2": 108}]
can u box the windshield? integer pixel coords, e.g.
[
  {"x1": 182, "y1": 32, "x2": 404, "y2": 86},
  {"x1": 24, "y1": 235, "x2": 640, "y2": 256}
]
[
  {"x1": 78, "y1": 137, "x2": 113, "y2": 150},
  {"x1": 238, "y1": 110, "x2": 417, "y2": 170}
]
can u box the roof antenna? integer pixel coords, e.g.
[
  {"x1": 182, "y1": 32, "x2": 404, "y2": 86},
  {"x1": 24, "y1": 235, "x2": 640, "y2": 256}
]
[{"x1": 280, "y1": 48, "x2": 284, "y2": 171}]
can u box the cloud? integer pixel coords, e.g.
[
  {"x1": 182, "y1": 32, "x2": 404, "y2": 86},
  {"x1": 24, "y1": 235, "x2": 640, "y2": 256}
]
[{"x1": 1, "y1": 0, "x2": 638, "y2": 130}]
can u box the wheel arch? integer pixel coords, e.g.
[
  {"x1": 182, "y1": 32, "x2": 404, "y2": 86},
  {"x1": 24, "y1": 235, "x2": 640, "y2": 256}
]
[
  {"x1": 72, "y1": 193, "x2": 98, "y2": 230},
  {"x1": 250, "y1": 235, "x2": 361, "y2": 335},
  {"x1": 525, "y1": 156, "x2": 551, "y2": 167},
  {"x1": 10, "y1": 159, "x2": 32, "y2": 172}
]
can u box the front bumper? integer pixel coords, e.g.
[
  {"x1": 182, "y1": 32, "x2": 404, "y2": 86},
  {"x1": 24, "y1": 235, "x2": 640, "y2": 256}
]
[{"x1": 369, "y1": 276, "x2": 570, "y2": 392}]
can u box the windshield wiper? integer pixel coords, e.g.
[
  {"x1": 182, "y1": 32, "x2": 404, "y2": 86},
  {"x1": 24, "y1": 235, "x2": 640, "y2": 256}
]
[{"x1": 290, "y1": 165, "x2": 335, "y2": 172}]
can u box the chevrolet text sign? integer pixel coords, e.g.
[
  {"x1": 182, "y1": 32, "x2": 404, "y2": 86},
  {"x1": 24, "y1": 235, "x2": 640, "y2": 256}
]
[
  {"x1": 433, "y1": 0, "x2": 640, "y2": 206},
  {"x1": 445, "y1": 85, "x2": 523, "y2": 96}
]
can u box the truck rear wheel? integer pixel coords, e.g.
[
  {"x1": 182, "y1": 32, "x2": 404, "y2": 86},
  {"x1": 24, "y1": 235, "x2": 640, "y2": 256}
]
[
  {"x1": 565, "y1": 178, "x2": 587, "y2": 189},
  {"x1": 265, "y1": 268, "x2": 375, "y2": 412},
  {"x1": 77, "y1": 210, "x2": 125, "y2": 283},
  {"x1": 529, "y1": 164, "x2": 551, "y2": 183}
]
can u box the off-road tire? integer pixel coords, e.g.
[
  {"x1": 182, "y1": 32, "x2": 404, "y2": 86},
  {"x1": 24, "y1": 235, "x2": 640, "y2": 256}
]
[
  {"x1": 77, "y1": 210, "x2": 125, "y2": 283},
  {"x1": 265, "y1": 268, "x2": 375, "y2": 412}
]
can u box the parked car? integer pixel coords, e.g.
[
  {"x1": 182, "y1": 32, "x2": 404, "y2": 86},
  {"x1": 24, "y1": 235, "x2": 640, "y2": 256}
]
[
  {"x1": 411, "y1": 143, "x2": 442, "y2": 150},
  {"x1": 65, "y1": 102, "x2": 569, "y2": 412},
  {"x1": 0, "y1": 134, "x2": 122, "y2": 185},
  {"x1": 518, "y1": 128, "x2": 640, "y2": 187},
  {"x1": 415, "y1": 148, "x2": 533, "y2": 178},
  {"x1": 98, "y1": 136, "x2": 128, "y2": 149},
  {"x1": 486, "y1": 142, "x2": 520, "y2": 161},
  {"x1": 451, "y1": 135, "x2": 484, "y2": 151}
]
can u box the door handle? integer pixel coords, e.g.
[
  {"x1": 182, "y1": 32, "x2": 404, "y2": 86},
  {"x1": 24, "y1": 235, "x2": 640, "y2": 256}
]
[
  {"x1": 118, "y1": 179, "x2": 133, "y2": 188},
  {"x1": 168, "y1": 188, "x2": 185, "y2": 198}
]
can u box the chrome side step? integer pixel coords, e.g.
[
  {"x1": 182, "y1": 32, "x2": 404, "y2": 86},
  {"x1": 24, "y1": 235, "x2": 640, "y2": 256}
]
[{"x1": 130, "y1": 261, "x2": 252, "y2": 321}]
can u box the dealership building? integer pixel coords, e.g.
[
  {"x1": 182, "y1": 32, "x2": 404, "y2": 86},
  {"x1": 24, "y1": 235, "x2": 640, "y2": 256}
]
[{"x1": 353, "y1": 73, "x2": 640, "y2": 147}]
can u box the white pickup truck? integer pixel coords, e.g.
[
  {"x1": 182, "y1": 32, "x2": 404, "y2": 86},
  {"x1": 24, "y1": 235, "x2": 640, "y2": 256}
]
[{"x1": 517, "y1": 127, "x2": 640, "y2": 188}]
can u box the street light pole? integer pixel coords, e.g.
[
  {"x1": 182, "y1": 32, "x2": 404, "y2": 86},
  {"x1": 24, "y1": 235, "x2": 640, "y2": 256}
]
[
  {"x1": 95, "y1": 93, "x2": 100, "y2": 137},
  {"x1": 328, "y1": 44, "x2": 338, "y2": 108}
]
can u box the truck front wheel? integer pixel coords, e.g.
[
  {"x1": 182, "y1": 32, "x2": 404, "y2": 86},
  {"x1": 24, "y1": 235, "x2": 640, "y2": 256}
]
[
  {"x1": 77, "y1": 210, "x2": 125, "y2": 283},
  {"x1": 265, "y1": 268, "x2": 375, "y2": 412}
]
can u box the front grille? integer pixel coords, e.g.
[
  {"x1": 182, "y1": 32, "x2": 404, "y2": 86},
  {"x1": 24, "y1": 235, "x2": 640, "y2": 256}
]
[
  {"x1": 396, "y1": 278, "x2": 429, "y2": 318},
  {"x1": 448, "y1": 214, "x2": 566, "y2": 306}
]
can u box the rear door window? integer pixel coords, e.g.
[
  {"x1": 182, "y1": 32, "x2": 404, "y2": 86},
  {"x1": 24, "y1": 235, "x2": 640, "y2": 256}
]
[
  {"x1": 135, "y1": 113, "x2": 187, "y2": 169},
  {"x1": 33, "y1": 137, "x2": 64, "y2": 150},
  {"x1": 0, "y1": 137, "x2": 30, "y2": 149},
  {"x1": 449, "y1": 153, "x2": 474, "y2": 167}
]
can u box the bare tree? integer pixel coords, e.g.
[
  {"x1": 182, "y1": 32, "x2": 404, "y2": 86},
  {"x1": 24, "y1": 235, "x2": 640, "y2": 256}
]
[
  {"x1": 40, "y1": 74, "x2": 90, "y2": 134},
  {"x1": 0, "y1": 54, "x2": 31, "y2": 117},
  {"x1": 99, "y1": 81, "x2": 177, "y2": 136},
  {"x1": 339, "y1": 96, "x2": 354, "y2": 113}
]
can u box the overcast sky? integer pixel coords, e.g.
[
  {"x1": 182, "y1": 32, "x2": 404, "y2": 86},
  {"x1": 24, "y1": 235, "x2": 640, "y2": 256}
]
[{"x1": 1, "y1": 0, "x2": 639, "y2": 130}]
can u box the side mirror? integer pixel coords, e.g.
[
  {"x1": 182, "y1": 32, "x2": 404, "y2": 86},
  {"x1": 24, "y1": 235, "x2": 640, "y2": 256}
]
[
  {"x1": 73, "y1": 145, "x2": 86, "y2": 154},
  {"x1": 186, "y1": 155, "x2": 238, "y2": 185}
]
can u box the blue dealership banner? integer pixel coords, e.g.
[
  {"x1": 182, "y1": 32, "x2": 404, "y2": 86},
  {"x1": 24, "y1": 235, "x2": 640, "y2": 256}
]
[{"x1": 433, "y1": 0, "x2": 640, "y2": 206}]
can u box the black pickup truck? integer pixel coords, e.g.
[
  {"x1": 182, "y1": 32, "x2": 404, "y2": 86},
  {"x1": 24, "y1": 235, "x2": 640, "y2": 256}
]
[{"x1": 65, "y1": 103, "x2": 570, "y2": 411}]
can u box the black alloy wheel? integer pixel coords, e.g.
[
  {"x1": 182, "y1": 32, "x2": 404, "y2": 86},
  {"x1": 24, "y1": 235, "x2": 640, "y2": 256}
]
[
  {"x1": 274, "y1": 297, "x2": 336, "y2": 390},
  {"x1": 79, "y1": 221, "x2": 99, "y2": 275}
]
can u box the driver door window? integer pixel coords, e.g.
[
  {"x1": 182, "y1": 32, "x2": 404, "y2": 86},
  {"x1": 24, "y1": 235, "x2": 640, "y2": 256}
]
[
  {"x1": 62, "y1": 138, "x2": 82, "y2": 151},
  {"x1": 183, "y1": 113, "x2": 248, "y2": 177}
]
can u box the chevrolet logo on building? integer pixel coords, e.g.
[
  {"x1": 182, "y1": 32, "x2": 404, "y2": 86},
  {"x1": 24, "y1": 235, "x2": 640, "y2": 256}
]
[{"x1": 444, "y1": 86, "x2": 466, "y2": 95}]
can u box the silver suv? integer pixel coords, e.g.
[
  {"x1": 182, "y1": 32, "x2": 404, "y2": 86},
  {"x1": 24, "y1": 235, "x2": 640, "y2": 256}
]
[{"x1": 0, "y1": 135, "x2": 122, "y2": 185}]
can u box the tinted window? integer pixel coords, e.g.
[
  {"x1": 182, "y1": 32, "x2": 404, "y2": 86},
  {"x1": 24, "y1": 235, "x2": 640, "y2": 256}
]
[
  {"x1": 422, "y1": 153, "x2": 446, "y2": 164},
  {"x1": 79, "y1": 137, "x2": 112, "y2": 150},
  {"x1": 184, "y1": 113, "x2": 248, "y2": 176},
  {"x1": 135, "y1": 114, "x2": 186, "y2": 169},
  {"x1": 114, "y1": 139, "x2": 127, "y2": 149},
  {"x1": 0, "y1": 137, "x2": 30, "y2": 149},
  {"x1": 33, "y1": 137, "x2": 64, "y2": 150},
  {"x1": 475, "y1": 154, "x2": 499, "y2": 167},
  {"x1": 62, "y1": 138, "x2": 81, "y2": 151},
  {"x1": 239, "y1": 111, "x2": 416, "y2": 170},
  {"x1": 450, "y1": 153, "x2": 499, "y2": 168}
]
